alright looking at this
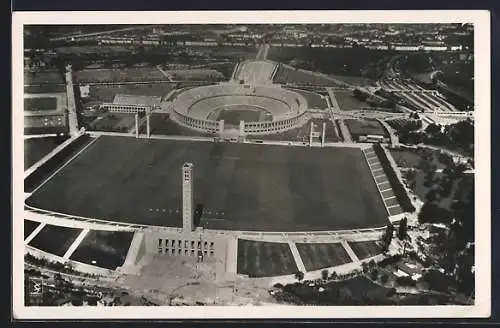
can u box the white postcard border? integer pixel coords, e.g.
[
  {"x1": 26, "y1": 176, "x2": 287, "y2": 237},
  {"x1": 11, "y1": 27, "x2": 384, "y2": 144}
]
[{"x1": 12, "y1": 10, "x2": 491, "y2": 319}]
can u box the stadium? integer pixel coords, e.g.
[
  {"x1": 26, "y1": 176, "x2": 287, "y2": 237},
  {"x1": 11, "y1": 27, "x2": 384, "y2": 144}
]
[
  {"x1": 170, "y1": 83, "x2": 309, "y2": 135},
  {"x1": 24, "y1": 60, "x2": 412, "y2": 280}
]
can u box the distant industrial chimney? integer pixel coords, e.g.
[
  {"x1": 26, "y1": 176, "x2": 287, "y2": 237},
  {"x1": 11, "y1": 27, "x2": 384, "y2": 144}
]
[{"x1": 182, "y1": 162, "x2": 194, "y2": 232}]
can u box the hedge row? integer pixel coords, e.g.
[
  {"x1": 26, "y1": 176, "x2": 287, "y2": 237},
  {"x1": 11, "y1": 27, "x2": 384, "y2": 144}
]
[
  {"x1": 373, "y1": 143, "x2": 415, "y2": 213},
  {"x1": 25, "y1": 134, "x2": 92, "y2": 192}
]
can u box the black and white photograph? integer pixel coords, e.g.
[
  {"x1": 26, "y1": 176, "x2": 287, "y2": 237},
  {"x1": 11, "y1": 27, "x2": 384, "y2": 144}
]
[{"x1": 12, "y1": 11, "x2": 491, "y2": 319}]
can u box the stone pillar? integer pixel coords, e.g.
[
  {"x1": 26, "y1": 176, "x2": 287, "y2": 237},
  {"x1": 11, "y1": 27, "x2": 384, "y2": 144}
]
[
  {"x1": 146, "y1": 114, "x2": 151, "y2": 138},
  {"x1": 64, "y1": 64, "x2": 79, "y2": 137},
  {"x1": 239, "y1": 120, "x2": 245, "y2": 135},
  {"x1": 322, "y1": 122, "x2": 326, "y2": 147},
  {"x1": 219, "y1": 120, "x2": 225, "y2": 133},
  {"x1": 309, "y1": 121, "x2": 314, "y2": 146},
  {"x1": 135, "y1": 113, "x2": 139, "y2": 138}
]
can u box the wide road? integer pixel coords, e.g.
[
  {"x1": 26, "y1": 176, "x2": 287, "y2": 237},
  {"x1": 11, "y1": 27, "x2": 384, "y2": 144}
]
[
  {"x1": 256, "y1": 43, "x2": 270, "y2": 61},
  {"x1": 49, "y1": 25, "x2": 158, "y2": 42}
]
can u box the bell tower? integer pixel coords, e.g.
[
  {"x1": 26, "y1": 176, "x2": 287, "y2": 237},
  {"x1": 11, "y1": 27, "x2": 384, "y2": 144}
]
[{"x1": 182, "y1": 162, "x2": 194, "y2": 232}]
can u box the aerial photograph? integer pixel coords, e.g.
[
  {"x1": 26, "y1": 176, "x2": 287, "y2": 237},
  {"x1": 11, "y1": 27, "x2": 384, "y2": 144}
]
[{"x1": 21, "y1": 22, "x2": 475, "y2": 308}]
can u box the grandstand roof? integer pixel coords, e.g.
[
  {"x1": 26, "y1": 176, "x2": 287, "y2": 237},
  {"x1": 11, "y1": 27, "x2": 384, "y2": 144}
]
[{"x1": 113, "y1": 94, "x2": 162, "y2": 106}]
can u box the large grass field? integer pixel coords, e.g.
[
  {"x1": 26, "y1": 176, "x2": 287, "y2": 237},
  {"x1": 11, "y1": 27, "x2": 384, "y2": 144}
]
[
  {"x1": 296, "y1": 243, "x2": 352, "y2": 271},
  {"x1": 213, "y1": 107, "x2": 264, "y2": 125},
  {"x1": 334, "y1": 90, "x2": 370, "y2": 111},
  {"x1": 26, "y1": 136, "x2": 388, "y2": 231},
  {"x1": 70, "y1": 230, "x2": 134, "y2": 270},
  {"x1": 348, "y1": 240, "x2": 382, "y2": 260},
  {"x1": 28, "y1": 225, "x2": 82, "y2": 257},
  {"x1": 24, "y1": 135, "x2": 94, "y2": 193},
  {"x1": 237, "y1": 239, "x2": 298, "y2": 277}
]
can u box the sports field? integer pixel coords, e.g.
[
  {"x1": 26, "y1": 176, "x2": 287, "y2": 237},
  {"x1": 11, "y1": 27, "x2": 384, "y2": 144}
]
[
  {"x1": 344, "y1": 119, "x2": 388, "y2": 139},
  {"x1": 237, "y1": 239, "x2": 298, "y2": 277},
  {"x1": 24, "y1": 97, "x2": 58, "y2": 111},
  {"x1": 26, "y1": 136, "x2": 388, "y2": 231},
  {"x1": 296, "y1": 242, "x2": 352, "y2": 271},
  {"x1": 70, "y1": 230, "x2": 134, "y2": 270},
  {"x1": 28, "y1": 224, "x2": 82, "y2": 257},
  {"x1": 213, "y1": 107, "x2": 265, "y2": 125},
  {"x1": 348, "y1": 240, "x2": 382, "y2": 260}
]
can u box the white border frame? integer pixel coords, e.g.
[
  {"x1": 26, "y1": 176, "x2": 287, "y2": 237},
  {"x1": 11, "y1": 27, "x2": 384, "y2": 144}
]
[{"x1": 12, "y1": 10, "x2": 491, "y2": 319}]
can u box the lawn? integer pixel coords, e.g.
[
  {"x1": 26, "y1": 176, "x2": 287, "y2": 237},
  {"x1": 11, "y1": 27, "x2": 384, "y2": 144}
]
[
  {"x1": 24, "y1": 71, "x2": 64, "y2": 85},
  {"x1": 26, "y1": 136, "x2": 387, "y2": 231},
  {"x1": 70, "y1": 230, "x2": 134, "y2": 270},
  {"x1": 237, "y1": 239, "x2": 298, "y2": 277},
  {"x1": 28, "y1": 224, "x2": 82, "y2": 257},
  {"x1": 348, "y1": 240, "x2": 382, "y2": 260},
  {"x1": 88, "y1": 113, "x2": 136, "y2": 133},
  {"x1": 81, "y1": 83, "x2": 177, "y2": 104},
  {"x1": 24, "y1": 97, "x2": 58, "y2": 111},
  {"x1": 333, "y1": 90, "x2": 369, "y2": 111},
  {"x1": 75, "y1": 67, "x2": 168, "y2": 83},
  {"x1": 295, "y1": 243, "x2": 352, "y2": 271},
  {"x1": 287, "y1": 88, "x2": 328, "y2": 109},
  {"x1": 344, "y1": 119, "x2": 388, "y2": 138}
]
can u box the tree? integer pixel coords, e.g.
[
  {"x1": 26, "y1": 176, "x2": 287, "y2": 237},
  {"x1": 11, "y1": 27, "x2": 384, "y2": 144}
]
[
  {"x1": 398, "y1": 217, "x2": 408, "y2": 240},
  {"x1": 321, "y1": 269, "x2": 329, "y2": 281},
  {"x1": 381, "y1": 274, "x2": 389, "y2": 284},
  {"x1": 370, "y1": 268, "x2": 379, "y2": 281},
  {"x1": 381, "y1": 223, "x2": 394, "y2": 252},
  {"x1": 425, "y1": 189, "x2": 439, "y2": 203},
  {"x1": 295, "y1": 271, "x2": 304, "y2": 282}
]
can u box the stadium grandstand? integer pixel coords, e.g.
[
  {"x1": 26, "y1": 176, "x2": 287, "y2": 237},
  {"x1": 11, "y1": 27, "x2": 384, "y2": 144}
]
[{"x1": 171, "y1": 83, "x2": 309, "y2": 135}]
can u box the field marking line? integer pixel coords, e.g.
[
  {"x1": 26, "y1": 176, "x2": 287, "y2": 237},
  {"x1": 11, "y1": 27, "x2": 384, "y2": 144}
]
[
  {"x1": 24, "y1": 222, "x2": 46, "y2": 245},
  {"x1": 386, "y1": 204, "x2": 401, "y2": 209},
  {"x1": 288, "y1": 242, "x2": 307, "y2": 273},
  {"x1": 63, "y1": 228, "x2": 90, "y2": 260},
  {"x1": 29, "y1": 136, "x2": 100, "y2": 195},
  {"x1": 384, "y1": 196, "x2": 397, "y2": 200}
]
